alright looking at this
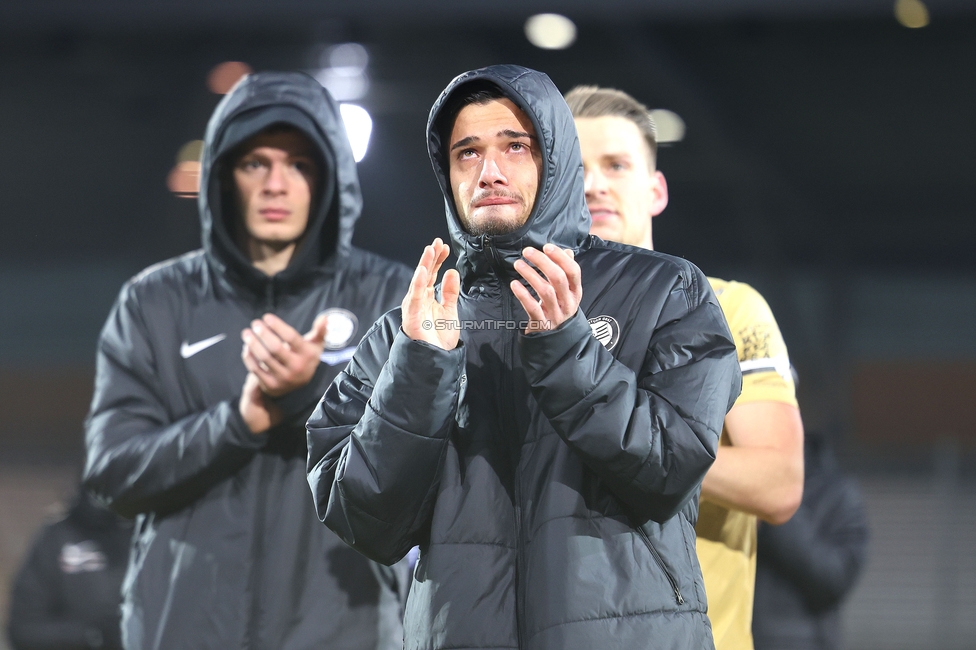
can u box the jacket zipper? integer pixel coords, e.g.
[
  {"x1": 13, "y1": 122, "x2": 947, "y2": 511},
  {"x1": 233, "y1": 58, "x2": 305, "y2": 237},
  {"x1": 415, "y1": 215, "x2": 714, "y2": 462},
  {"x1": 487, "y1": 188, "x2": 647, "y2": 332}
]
[
  {"x1": 246, "y1": 458, "x2": 276, "y2": 649},
  {"x1": 508, "y1": 291, "x2": 526, "y2": 648},
  {"x1": 635, "y1": 524, "x2": 684, "y2": 605},
  {"x1": 483, "y1": 234, "x2": 504, "y2": 269},
  {"x1": 263, "y1": 278, "x2": 276, "y2": 312},
  {"x1": 485, "y1": 234, "x2": 526, "y2": 647},
  {"x1": 246, "y1": 279, "x2": 277, "y2": 650}
]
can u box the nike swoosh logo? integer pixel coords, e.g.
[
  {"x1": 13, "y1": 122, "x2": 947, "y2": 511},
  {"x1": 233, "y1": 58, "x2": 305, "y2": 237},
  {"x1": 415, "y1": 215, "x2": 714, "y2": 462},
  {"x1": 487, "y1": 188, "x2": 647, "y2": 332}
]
[{"x1": 180, "y1": 334, "x2": 227, "y2": 359}]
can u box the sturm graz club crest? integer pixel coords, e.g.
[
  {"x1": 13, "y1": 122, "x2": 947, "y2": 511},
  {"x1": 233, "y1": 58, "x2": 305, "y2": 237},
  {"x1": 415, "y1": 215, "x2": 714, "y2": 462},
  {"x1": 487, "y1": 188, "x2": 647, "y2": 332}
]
[
  {"x1": 318, "y1": 308, "x2": 359, "y2": 350},
  {"x1": 588, "y1": 315, "x2": 619, "y2": 350}
]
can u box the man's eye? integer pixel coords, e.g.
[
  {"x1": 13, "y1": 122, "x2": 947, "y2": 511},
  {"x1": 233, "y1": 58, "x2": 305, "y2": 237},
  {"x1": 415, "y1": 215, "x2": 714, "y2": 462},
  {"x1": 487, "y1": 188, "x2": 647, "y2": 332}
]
[
  {"x1": 241, "y1": 160, "x2": 263, "y2": 171},
  {"x1": 609, "y1": 161, "x2": 627, "y2": 172},
  {"x1": 511, "y1": 142, "x2": 526, "y2": 152}
]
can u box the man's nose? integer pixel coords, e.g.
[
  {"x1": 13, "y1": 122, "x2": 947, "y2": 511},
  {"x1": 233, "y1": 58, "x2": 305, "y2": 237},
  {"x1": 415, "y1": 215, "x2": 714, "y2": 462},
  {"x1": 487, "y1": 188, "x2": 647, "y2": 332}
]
[
  {"x1": 583, "y1": 167, "x2": 607, "y2": 196},
  {"x1": 263, "y1": 162, "x2": 288, "y2": 194},
  {"x1": 478, "y1": 155, "x2": 507, "y2": 188}
]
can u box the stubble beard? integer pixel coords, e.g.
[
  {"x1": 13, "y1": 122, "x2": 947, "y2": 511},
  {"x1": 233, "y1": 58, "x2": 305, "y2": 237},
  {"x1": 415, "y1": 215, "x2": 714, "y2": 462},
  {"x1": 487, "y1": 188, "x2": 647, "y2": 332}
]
[{"x1": 459, "y1": 190, "x2": 529, "y2": 237}]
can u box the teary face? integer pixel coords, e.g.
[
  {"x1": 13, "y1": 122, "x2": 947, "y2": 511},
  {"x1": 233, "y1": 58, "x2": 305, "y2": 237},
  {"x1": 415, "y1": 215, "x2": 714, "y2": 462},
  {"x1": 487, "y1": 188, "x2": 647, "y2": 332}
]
[{"x1": 449, "y1": 98, "x2": 543, "y2": 236}]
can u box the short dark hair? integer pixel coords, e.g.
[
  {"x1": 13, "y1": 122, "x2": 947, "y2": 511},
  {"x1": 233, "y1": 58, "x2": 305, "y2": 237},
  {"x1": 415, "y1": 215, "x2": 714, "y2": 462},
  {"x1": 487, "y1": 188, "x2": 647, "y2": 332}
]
[
  {"x1": 437, "y1": 81, "x2": 508, "y2": 155},
  {"x1": 564, "y1": 85, "x2": 658, "y2": 166}
]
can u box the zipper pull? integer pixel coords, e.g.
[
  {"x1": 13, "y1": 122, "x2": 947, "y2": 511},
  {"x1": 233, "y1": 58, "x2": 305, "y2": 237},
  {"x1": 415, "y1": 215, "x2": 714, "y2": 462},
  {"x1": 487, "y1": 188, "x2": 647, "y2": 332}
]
[
  {"x1": 482, "y1": 234, "x2": 501, "y2": 269},
  {"x1": 264, "y1": 279, "x2": 275, "y2": 312}
]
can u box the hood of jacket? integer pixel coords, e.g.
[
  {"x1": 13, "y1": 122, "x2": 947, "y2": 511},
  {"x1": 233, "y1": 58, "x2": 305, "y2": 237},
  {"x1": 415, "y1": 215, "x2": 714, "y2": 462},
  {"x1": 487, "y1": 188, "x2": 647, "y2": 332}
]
[
  {"x1": 427, "y1": 65, "x2": 591, "y2": 283},
  {"x1": 199, "y1": 71, "x2": 361, "y2": 297}
]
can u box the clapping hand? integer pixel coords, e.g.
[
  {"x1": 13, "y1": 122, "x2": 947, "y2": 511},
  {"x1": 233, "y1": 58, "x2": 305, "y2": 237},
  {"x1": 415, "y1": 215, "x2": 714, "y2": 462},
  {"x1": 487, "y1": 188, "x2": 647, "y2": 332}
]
[
  {"x1": 401, "y1": 238, "x2": 461, "y2": 350},
  {"x1": 238, "y1": 313, "x2": 329, "y2": 434},
  {"x1": 241, "y1": 313, "x2": 329, "y2": 397},
  {"x1": 511, "y1": 244, "x2": 581, "y2": 334}
]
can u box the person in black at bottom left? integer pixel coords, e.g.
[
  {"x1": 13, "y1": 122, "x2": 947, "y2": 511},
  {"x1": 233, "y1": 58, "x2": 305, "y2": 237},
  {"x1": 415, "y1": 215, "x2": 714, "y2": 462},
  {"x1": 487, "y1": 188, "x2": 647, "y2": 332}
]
[
  {"x1": 7, "y1": 488, "x2": 132, "y2": 650},
  {"x1": 307, "y1": 64, "x2": 741, "y2": 650},
  {"x1": 83, "y1": 71, "x2": 412, "y2": 650}
]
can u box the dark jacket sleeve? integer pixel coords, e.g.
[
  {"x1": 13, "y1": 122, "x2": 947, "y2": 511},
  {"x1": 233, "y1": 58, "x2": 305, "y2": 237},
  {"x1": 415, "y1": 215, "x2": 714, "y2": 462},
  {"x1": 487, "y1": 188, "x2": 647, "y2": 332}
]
[
  {"x1": 758, "y1": 476, "x2": 870, "y2": 610},
  {"x1": 519, "y1": 267, "x2": 740, "y2": 523},
  {"x1": 307, "y1": 312, "x2": 465, "y2": 565},
  {"x1": 7, "y1": 525, "x2": 105, "y2": 650},
  {"x1": 83, "y1": 283, "x2": 266, "y2": 518}
]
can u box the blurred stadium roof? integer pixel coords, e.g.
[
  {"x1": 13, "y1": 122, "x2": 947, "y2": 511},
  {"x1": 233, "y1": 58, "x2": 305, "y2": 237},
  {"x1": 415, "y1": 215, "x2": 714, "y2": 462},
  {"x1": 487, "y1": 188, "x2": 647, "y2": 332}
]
[{"x1": 2, "y1": 0, "x2": 974, "y2": 30}]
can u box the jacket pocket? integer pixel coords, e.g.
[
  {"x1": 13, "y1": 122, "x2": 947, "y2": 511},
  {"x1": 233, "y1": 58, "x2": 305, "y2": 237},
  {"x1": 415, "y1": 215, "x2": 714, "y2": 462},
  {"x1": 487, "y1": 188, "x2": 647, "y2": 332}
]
[{"x1": 634, "y1": 525, "x2": 684, "y2": 605}]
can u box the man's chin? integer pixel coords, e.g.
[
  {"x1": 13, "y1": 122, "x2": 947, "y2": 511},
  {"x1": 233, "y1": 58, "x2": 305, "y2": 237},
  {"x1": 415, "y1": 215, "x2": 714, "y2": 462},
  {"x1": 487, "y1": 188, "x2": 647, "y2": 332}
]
[
  {"x1": 464, "y1": 208, "x2": 527, "y2": 237},
  {"x1": 248, "y1": 228, "x2": 304, "y2": 249}
]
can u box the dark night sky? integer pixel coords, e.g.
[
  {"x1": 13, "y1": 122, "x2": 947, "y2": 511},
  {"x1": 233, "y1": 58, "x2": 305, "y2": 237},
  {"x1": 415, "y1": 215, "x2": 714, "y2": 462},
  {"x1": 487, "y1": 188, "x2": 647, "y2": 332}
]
[{"x1": 0, "y1": 16, "x2": 972, "y2": 272}]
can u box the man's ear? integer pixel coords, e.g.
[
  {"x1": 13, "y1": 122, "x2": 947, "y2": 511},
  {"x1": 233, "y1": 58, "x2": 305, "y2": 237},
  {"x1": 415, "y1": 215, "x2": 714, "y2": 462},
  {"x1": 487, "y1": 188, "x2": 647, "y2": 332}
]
[{"x1": 649, "y1": 170, "x2": 669, "y2": 218}]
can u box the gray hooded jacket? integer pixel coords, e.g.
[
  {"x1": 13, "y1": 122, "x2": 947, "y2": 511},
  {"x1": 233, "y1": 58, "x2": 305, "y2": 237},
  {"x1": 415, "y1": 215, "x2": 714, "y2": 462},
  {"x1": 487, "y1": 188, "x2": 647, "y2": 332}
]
[
  {"x1": 307, "y1": 65, "x2": 741, "y2": 650},
  {"x1": 84, "y1": 72, "x2": 412, "y2": 650}
]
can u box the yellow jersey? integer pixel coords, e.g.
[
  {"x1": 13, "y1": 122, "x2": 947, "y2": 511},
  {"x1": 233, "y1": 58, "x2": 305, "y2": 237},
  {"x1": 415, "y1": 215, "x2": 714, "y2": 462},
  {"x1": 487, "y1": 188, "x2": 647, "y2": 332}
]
[{"x1": 696, "y1": 278, "x2": 798, "y2": 650}]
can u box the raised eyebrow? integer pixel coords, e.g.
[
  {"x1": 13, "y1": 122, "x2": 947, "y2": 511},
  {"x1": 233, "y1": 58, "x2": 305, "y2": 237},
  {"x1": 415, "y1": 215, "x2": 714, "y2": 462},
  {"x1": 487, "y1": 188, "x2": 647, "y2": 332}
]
[
  {"x1": 450, "y1": 135, "x2": 479, "y2": 153},
  {"x1": 500, "y1": 129, "x2": 536, "y2": 141}
]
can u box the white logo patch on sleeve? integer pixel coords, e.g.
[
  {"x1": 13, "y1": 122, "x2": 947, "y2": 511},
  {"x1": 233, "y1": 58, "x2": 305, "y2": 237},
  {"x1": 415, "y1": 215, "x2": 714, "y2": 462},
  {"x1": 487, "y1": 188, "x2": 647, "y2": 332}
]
[
  {"x1": 588, "y1": 315, "x2": 620, "y2": 350},
  {"x1": 318, "y1": 308, "x2": 359, "y2": 350}
]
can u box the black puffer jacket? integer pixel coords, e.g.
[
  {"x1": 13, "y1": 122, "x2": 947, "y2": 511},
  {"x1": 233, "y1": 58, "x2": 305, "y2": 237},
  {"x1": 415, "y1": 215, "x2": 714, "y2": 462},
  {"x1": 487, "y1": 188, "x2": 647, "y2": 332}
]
[
  {"x1": 307, "y1": 65, "x2": 741, "y2": 650},
  {"x1": 7, "y1": 491, "x2": 132, "y2": 650},
  {"x1": 83, "y1": 72, "x2": 412, "y2": 650}
]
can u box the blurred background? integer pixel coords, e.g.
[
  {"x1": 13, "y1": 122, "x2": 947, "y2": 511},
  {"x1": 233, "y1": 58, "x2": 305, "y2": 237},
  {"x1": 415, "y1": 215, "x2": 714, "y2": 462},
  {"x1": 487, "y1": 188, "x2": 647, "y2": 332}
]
[{"x1": 0, "y1": 0, "x2": 973, "y2": 648}]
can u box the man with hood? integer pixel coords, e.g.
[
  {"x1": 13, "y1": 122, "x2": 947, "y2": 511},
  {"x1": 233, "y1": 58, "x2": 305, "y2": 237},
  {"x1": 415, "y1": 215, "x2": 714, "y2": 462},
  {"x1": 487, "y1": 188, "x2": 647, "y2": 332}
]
[
  {"x1": 83, "y1": 72, "x2": 412, "y2": 650},
  {"x1": 307, "y1": 65, "x2": 741, "y2": 649}
]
